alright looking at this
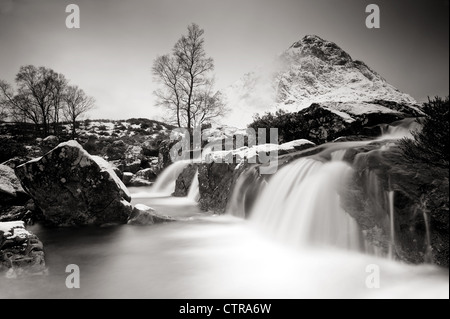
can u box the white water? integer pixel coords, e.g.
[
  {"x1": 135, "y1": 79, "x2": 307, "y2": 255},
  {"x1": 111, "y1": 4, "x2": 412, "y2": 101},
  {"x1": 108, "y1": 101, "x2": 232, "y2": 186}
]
[
  {"x1": 379, "y1": 118, "x2": 421, "y2": 140},
  {"x1": 251, "y1": 157, "x2": 362, "y2": 250},
  {"x1": 149, "y1": 160, "x2": 191, "y2": 196},
  {"x1": 187, "y1": 169, "x2": 200, "y2": 202},
  {"x1": 1, "y1": 159, "x2": 448, "y2": 298},
  {"x1": 388, "y1": 190, "x2": 395, "y2": 260}
]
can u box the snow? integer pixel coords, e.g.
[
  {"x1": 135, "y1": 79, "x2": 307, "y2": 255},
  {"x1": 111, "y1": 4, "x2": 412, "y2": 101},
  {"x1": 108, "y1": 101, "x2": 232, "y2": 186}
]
[
  {"x1": 203, "y1": 139, "x2": 314, "y2": 163},
  {"x1": 0, "y1": 164, "x2": 25, "y2": 195},
  {"x1": 92, "y1": 155, "x2": 131, "y2": 200},
  {"x1": 0, "y1": 221, "x2": 30, "y2": 239},
  {"x1": 279, "y1": 139, "x2": 315, "y2": 150},
  {"x1": 134, "y1": 204, "x2": 152, "y2": 211}
]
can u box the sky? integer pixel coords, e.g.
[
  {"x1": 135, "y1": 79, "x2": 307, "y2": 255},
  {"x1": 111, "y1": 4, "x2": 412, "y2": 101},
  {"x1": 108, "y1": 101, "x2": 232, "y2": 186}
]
[{"x1": 0, "y1": 0, "x2": 448, "y2": 123}]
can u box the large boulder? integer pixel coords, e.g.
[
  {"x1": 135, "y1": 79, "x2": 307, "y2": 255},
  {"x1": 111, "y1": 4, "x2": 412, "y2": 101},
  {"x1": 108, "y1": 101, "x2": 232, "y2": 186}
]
[
  {"x1": 0, "y1": 221, "x2": 46, "y2": 277},
  {"x1": 15, "y1": 140, "x2": 132, "y2": 226},
  {"x1": 0, "y1": 164, "x2": 30, "y2": 208}
]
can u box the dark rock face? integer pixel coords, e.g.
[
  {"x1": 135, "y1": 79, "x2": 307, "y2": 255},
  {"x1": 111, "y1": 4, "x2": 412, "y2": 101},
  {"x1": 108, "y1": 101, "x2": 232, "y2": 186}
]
[
  {"x1": 198, "y1": 162, "x2": 244, "y2": 213},
  {"x1": 127, "y1": 204, "x2": 175, "y2": 225},
  {"x1": 0, "y1": 221, "x2": 46, "y2": 277},
  {"x1": 250, "y1": 102, "x2": 416, "y2": 145},
  {"x1": 157, "y1": 139, "x2": 178, "y2": 173},
  {"x1": 342, "y1": 142, "x2": 449, "y2": 267},
  {"x1": 173, "y1": 164, "x2": 198, "y2": 197},
  {"x1": 15, "y1": 141, "x2": 132, "y2": 226}
]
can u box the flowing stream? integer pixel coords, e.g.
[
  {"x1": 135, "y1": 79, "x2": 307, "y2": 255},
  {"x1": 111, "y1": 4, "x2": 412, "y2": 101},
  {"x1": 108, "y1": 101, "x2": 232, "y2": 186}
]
[{"x1": 0, "y1": 120, "x2": 448, "y2": 299}]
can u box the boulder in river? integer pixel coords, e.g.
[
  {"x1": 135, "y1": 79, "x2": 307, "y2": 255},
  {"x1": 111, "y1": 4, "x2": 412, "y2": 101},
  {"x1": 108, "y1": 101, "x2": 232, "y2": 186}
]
[
  {"x1": 15, "y1": 140, "x2": 133, "y2": 226},
  {"x1": 0, "y1": 221, "x2": 46, "y2": 277}
]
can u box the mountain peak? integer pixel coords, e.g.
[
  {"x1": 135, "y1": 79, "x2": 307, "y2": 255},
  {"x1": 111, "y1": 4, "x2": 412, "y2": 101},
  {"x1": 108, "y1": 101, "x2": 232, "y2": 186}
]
[
  {"x1": 220, "y1": 35, "x2": 417, "y2": 128},
  {"x1": 288, "y1": 34, "x2": 353, "y2": 66}
]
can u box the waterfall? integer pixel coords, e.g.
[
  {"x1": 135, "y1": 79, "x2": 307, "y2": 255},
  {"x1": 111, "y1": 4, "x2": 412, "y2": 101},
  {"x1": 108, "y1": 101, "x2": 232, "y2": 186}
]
[
  {"x1": 422, "y1": 209, "x2": 433, "y2": 263},
  {"x1": 187, "y1": 169, "x2": 200, "y2": 202},
  {"x1": 151, "y1": 161, "x2": 191, "y2": 195},
  {"x1": 388, "y1": 190, "x2": 395, "y2": 259},
  {"x1": 250, "y1": 157, "x2": 362, "y2": 250},
  {"x1": 226, "y1": 168, "x2": 265, "y2": 218},
  {"x1": 379, "y1": 118, "x2": 421, "y2": 140}
]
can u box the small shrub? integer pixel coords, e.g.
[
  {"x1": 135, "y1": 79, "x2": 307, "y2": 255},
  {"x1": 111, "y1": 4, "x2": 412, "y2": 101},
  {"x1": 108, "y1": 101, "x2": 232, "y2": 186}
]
[{"x1": 400, "y1": 96, "x2": 449, "y2": 168}]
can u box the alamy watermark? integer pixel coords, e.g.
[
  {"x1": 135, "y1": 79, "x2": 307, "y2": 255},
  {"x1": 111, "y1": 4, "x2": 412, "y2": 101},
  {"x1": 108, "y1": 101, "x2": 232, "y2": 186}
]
[
  {"x1": 65, "y1": 264, "x2": 80, "y2": 288},
  {"x1": 365, "y1": 264, "x2": 380, "y2": 289},
  {"x1": 366, "y1": 4, "x2": 380, "y2": 29},
  {"x1": 65, "y1": 4, "x2": 80, "y2": 29},
  {"x1": 169, "y1": 127, "x2": 279, "y2": 175}
]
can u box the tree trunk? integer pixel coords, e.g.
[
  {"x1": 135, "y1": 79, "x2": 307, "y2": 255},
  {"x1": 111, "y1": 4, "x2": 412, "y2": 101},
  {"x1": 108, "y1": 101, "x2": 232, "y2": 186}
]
[
  {"x1": 186, "y1": 76, "x2": 194, "y2": 130},
  {"x1": 72, "y1": 119, "x2": 76, "y2": 139},
  {"x1": 176, "y1": 104, "x2": 181, "y2": 127}
]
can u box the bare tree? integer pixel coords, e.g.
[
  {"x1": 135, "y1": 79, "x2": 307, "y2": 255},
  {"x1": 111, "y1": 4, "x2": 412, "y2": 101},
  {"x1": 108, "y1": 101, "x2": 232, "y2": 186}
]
[
  {"x1": 50, "y1": 73, "x2": 68, "y2": 136},
  {"x1": 1, "y1": 66, "x2": 94, "y2": 137},
  {"x1": 15, "y1": 65, "x2": 63, "y2": 136},
  {"x1": 152, "y1": 54, "x2": 184, "y2": 127},
  {"x1": 0, "y1": 79, "x2": 41, "y2": 129},
  {"x1": 190, "y1": 80, "x2": 228, "y2": 127},
  {"x1": 63, "y1": 85, "x2": 95, "y2": 139},
  {"x1": 153, "y1": 23, "x2": 223, "y2": 130}
]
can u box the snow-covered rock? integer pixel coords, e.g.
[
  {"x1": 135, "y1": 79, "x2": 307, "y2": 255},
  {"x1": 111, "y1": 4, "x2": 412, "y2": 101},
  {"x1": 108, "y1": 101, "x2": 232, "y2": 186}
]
[{"x1": 0, "y1": 221, "x2": 46, "y2": 277}]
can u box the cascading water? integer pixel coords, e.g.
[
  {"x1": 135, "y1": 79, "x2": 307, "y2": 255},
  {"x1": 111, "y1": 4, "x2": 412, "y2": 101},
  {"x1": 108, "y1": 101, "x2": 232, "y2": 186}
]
[
  {"x1": 187, "y1": 169, "x2": 200, "y2": 202},
  {"x1": 379, "y1": 118, "x2": 421, "y2": 140},
  {"x1": 250, "y1": 157, "x2": 362, "y2": 250},
  {"x1": 388, "y1": 190, "x2": 395, "y2": 260},
  {"x1": 150, "y1": 160, "x2": 191, "y2": 196}
]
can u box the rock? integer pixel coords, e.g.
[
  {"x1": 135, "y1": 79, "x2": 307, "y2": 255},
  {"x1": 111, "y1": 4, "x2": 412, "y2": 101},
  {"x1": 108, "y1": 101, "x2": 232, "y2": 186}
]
[
  {"x1": 105, "y1": 140, "x2": 127, "y2": 161},
  {"x1": 0, "y1": 164, "x2": 30, "y2": 208},
  {"x1": 157, "y1": 139, "x2": 178, "y2": 173},
  {"x1": 128, "y1": 176, "x2": 153, "y2": 187},
  {"x1": 173, "y1": 164, "x2": 198, "y2": 197},
  {"x1": 122, "y1": 172, "x2": 134, "y2": 185},
  {"x1": 125, "y1": 168, "x2": 157, "y2": 187},
  {"x1": 92, "y1": 155, "x2": 123, "y2": 180},
  {"x1": 341, "y1": 141, "x2": 449, "y2": 267},
  {"x1": 0, "y1": 206, "x2": 33, "y2": 224},
  {"x1": 15, "y1": 140, "x2": 132, "y2": 226},
  {"x1": 41, "y1": 135, "x2": 59, "y2": 153},
  {"x1": 0, "y1": 221, "x2": 46, "y2": 276},
  {"x1": 123, "y1": 160, "x2": 141, "y2": 174},
  {"x1": 1, "y1": 156, "x2": 32, "y2": 169},
  {"x1": 127, "y1": 204, "x2": 175, "y2": 225},
  {"x1": 198, "y1": 162, "x2": 241, "y2": 213},
  {"x1": 135, "y1": 168, "x2": 157, "y2": 182}
]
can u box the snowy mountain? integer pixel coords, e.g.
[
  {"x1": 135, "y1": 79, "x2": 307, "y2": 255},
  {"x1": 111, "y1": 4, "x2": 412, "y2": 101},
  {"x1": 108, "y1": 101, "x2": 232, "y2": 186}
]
[{"x1": 221, "y1": 35, "x2": 417, "y2": 128}]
